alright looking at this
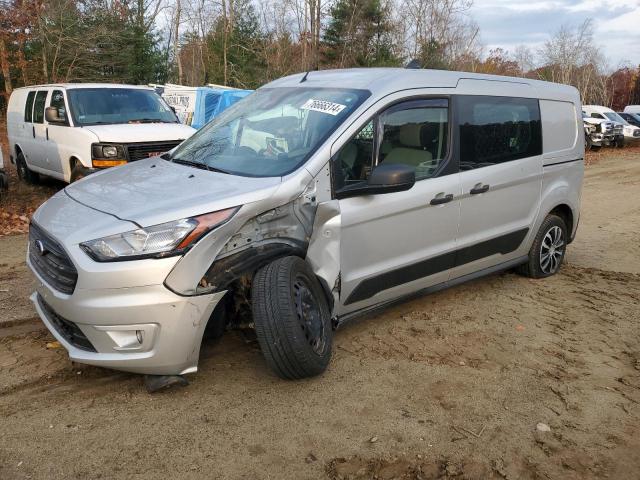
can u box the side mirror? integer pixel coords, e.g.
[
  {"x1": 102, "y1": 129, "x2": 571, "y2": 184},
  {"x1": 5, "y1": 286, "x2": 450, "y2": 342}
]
[
  {"x1": 45, "y1": 106, "x2": 66, "y2": 124},
  {"x1": 337, "y1": 163, "x2": 416, "y2": 199}
]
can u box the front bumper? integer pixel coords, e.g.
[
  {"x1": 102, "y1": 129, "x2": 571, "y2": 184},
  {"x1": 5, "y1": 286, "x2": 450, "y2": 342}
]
[{"x1": 30, "y1": 262, "x2": 226, "y2": 375}]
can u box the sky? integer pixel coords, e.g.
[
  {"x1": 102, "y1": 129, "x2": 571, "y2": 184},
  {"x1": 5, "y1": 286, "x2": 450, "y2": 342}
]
[{"x1": 470, "y1": 0, "x2": 640, "y2": 69}]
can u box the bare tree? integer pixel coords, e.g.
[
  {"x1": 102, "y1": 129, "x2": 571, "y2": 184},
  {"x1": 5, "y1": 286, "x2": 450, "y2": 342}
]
[{"x1": 539, "y1": 19, "x2": 611, "y2": 104}]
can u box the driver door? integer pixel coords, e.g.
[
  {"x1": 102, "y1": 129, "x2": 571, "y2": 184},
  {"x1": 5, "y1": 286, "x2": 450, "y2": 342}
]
[{"x1": 333, "y1": 99, "x2": 461, "y2": 315}]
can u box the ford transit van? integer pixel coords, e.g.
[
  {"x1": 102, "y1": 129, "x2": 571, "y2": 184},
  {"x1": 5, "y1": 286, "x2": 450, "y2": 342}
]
[{"x1": 27, "y1": 69, "x2": 584, "y2": 384}]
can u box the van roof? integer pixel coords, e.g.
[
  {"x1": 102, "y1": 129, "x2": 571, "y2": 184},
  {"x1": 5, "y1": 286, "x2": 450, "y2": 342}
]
[
  {"x1": 264, "y1": 68, "x2": 579, "y2": 98},
  {"x1": 13, "y1": 83, "x2": 153, "y2": 91}
]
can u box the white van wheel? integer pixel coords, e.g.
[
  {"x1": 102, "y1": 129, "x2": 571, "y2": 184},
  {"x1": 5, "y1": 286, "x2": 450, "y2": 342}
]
[
  {"x1": 252, "y1": 256, "x2": 333, "y2": 379},
  {"x1": 16, "y1": 151, "x2": 39, "y2": 184},
  {"x1": 70, "y1": 164, "x2": 91, "y2": 182}
]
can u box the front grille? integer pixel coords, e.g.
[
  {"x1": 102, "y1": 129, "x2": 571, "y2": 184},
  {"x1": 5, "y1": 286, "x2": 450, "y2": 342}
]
[
  {"x1": 613, "y1": 125, "x2": 623, "y2": 135},
  {"x1": 126, "y1": 140, "x2": 183, "y2": 162},
  {"x1": 37, "y1": 295, "x2": 96, "y2": 352},
  {"x1": 29, "y1": 223, "x2": 78, "y2": 295},
  {"x1": 599, "y1": 122, "x2": 613, "y2": 134}
]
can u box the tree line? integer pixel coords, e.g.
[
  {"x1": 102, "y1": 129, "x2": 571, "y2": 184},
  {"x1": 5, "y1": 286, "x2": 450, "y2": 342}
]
[{"x1": 1, "y1": 0, "x2": 639, "y2": 111}]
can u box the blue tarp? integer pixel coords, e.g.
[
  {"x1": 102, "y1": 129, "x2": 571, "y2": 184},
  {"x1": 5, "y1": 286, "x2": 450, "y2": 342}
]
[{"x1": 191, "y1": 88, "x2": 252, "y2": 129}]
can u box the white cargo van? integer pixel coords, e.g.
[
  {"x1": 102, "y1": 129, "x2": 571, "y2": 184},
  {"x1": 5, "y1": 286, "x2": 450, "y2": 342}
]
[{"x1": 6, "y1": 84, "x2": 196, "y2": 183}]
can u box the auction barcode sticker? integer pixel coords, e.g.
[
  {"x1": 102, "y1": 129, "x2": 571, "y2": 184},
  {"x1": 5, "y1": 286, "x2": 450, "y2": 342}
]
[{"x1": 301, "y1": 99, "x2": 347, "y2": 116}]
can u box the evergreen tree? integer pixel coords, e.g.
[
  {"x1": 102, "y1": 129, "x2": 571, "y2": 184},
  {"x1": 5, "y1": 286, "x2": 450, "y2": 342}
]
[{"x1": 323, "y1": 0, "x2": 400, "y2": 68}]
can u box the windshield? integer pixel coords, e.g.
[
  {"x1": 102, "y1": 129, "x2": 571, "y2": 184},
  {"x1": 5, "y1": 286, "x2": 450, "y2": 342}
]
[
  {"x1": 169, "y1": 87, "x2": 370, "y2": 177},
  {"x1": 68, "y1": 88, "x2": 178, "y2": 126},
  {"x1": 604, "y1": 111, "x2": 628, "y2": 125}
]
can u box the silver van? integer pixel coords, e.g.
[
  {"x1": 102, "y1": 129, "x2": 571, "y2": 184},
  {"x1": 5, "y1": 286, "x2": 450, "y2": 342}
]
[{"x1": 28, "y1": 69, "x2": 584, "y2": 384}]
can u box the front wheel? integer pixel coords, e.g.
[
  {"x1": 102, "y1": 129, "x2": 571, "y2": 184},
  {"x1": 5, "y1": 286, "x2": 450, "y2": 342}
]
[
  {"x1": 70, "y1": 163, "x2": 92, "y2": 182},
  {"x1": 517, "y1": 214, "x2": 567, "y2": 278},
  {"x1": 252, "y1": 256, "x2": 332, "y2": 379}
]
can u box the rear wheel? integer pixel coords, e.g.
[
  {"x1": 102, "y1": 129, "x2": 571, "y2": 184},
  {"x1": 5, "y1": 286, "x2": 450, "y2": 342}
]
[
  {"x1": 252, "y1": 256, "x2": 332, "y2": 379},
  {"x1": 16, "y1": 151, "x2": 39, "y2": 184},
  {"x1": 517, "y1": 214, "x2": 567, "y2": 279}
]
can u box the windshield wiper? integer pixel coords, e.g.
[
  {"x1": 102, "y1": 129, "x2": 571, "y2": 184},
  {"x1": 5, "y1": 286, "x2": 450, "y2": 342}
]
[
  {"x1": 171, "y1": 158, "x2": 211, "y2": 171},
  {"x1": 171, "y1": 157, "x2": 232, "y2": 175},
  {"x1": 128, "y1": 118, "x2": 171, "y2": 124}
]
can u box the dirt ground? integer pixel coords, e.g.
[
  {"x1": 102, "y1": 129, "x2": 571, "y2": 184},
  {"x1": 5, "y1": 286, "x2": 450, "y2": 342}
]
[{"x1": 0, "y1": 147, "x2": 639, "y2": 480}]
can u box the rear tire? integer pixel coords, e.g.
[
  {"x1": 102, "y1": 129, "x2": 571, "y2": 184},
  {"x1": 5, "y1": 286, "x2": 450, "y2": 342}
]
[
  {"x1": 252, "y1": 256, "x2": 332, "y2": 380},
  {"x1": 517, "y1": 214, "x2": 567, "y2": 279},
  {"x1": 16, "y1": 151, "x2": 39, "y2": 184}
]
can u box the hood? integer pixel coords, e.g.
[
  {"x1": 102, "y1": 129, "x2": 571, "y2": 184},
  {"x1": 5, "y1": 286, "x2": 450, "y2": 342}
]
[
  {"x1": 84, "y1": 123, "x2": 196, "y2": 143},
  {"x1": 64, "y1": 158, "x2": 282, "y2": 227},
  {"x1": 583, "y1": 117, "x2": 606, "y2": 125}
]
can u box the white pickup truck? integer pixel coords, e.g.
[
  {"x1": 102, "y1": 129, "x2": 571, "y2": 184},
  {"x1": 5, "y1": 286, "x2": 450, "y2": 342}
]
[
  {"x1": 582, "y1": 114, "x2": 614, "y2": 150},
  {"x1": 583, "y1": 105, "x2": 640, "y2": 146}
]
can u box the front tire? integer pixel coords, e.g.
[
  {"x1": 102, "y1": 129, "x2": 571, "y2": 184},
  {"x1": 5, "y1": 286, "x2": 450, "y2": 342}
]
[
  {"x1": 517, "y1": 214, "x2": 567, "y2": 278},
  {"x1": 252, "y1": 256, "x2": 332, "y2": 380},
  {"x1": 70, "y1": 163, "x2": 91, "y2": 182}
]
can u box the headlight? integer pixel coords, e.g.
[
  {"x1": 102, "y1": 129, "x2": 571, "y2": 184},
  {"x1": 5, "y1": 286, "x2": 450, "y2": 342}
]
[
  {"x1": 91, "y1": 143, "x2": 127, "y2": 168},
  {"x1": 80, "y1": 207, "x2": 239, "y2": 262},
  {"x1": 103, "y1": 146, "x2": 119, "y2": 157}
]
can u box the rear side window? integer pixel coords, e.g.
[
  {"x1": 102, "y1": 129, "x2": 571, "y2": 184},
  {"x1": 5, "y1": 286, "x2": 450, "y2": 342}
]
[
  {"x1": 24, "y1": 91, "x2": 36, "y2": 122},
  {"x1": 458, "y1": 96, "x2": 542, "y2": 170},
  {"x1": 33, "y1": 91, "x2": 48, "y2": 124}
]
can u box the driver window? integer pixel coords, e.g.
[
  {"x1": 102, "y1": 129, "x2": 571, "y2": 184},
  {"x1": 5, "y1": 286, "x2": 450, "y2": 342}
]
[
  {"x1": 50, "y1": 90, "x2": 68, "y2": 125},
  {"x1": 378, "y1": 103, "x2": 449, "y2": 180},
  {"x1": 332, "y1": 120, "x2": 375, "y2": 191}
]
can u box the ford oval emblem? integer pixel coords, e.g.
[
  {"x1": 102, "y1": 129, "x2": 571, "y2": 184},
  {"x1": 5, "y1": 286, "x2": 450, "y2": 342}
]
[{"x1": 35, "y1": 239, "x2": 47, "y2": 256}]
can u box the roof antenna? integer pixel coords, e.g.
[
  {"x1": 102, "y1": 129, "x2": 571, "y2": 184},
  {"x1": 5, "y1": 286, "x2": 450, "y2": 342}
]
[
  {"x1": 300, "y1": 71, "x2": 310, "y2": 83},
  {"x1": 405, "y1": 59, "x2": 421, "y2": 69}
]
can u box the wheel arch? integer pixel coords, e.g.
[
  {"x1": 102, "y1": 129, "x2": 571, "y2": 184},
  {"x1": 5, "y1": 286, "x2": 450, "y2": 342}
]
[{"x1": 547, "y1": 203, "x2": 574, "y2": 242}]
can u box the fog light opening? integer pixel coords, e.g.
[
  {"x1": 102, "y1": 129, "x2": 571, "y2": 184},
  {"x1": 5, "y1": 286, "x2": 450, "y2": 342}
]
[{"x1": 136, "y1": 330, "x2": 144, "y2": 344}]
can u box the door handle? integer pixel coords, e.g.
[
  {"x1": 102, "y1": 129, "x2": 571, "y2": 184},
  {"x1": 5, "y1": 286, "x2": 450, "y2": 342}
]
[
  {"x1": 470, "y1": 183, "x2": 490, "y2": 195},
  {"x1": 430, "y1": 193, "x2": 454, "y2": 205},
  {"x1": 32, "y1": 126, "x2": 35, "y2": 138},
  {"x1": 46, "y1": 127, "x2": 49, "y2": 141}
]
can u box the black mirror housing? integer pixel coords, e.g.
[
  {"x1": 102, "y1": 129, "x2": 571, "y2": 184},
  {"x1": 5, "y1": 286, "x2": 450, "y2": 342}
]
[
  {"x1": 367, "y1": 163, "x2": 415, "y2": 188},
  {"x1": 337, "y1": 163, "x2": 416, "y2": 199}
]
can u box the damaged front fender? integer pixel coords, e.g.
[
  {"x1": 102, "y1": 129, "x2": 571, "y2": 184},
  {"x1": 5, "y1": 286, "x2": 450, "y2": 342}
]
[{"x1": 305, "y1": 200, "x2": 341, "y2": 311}]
